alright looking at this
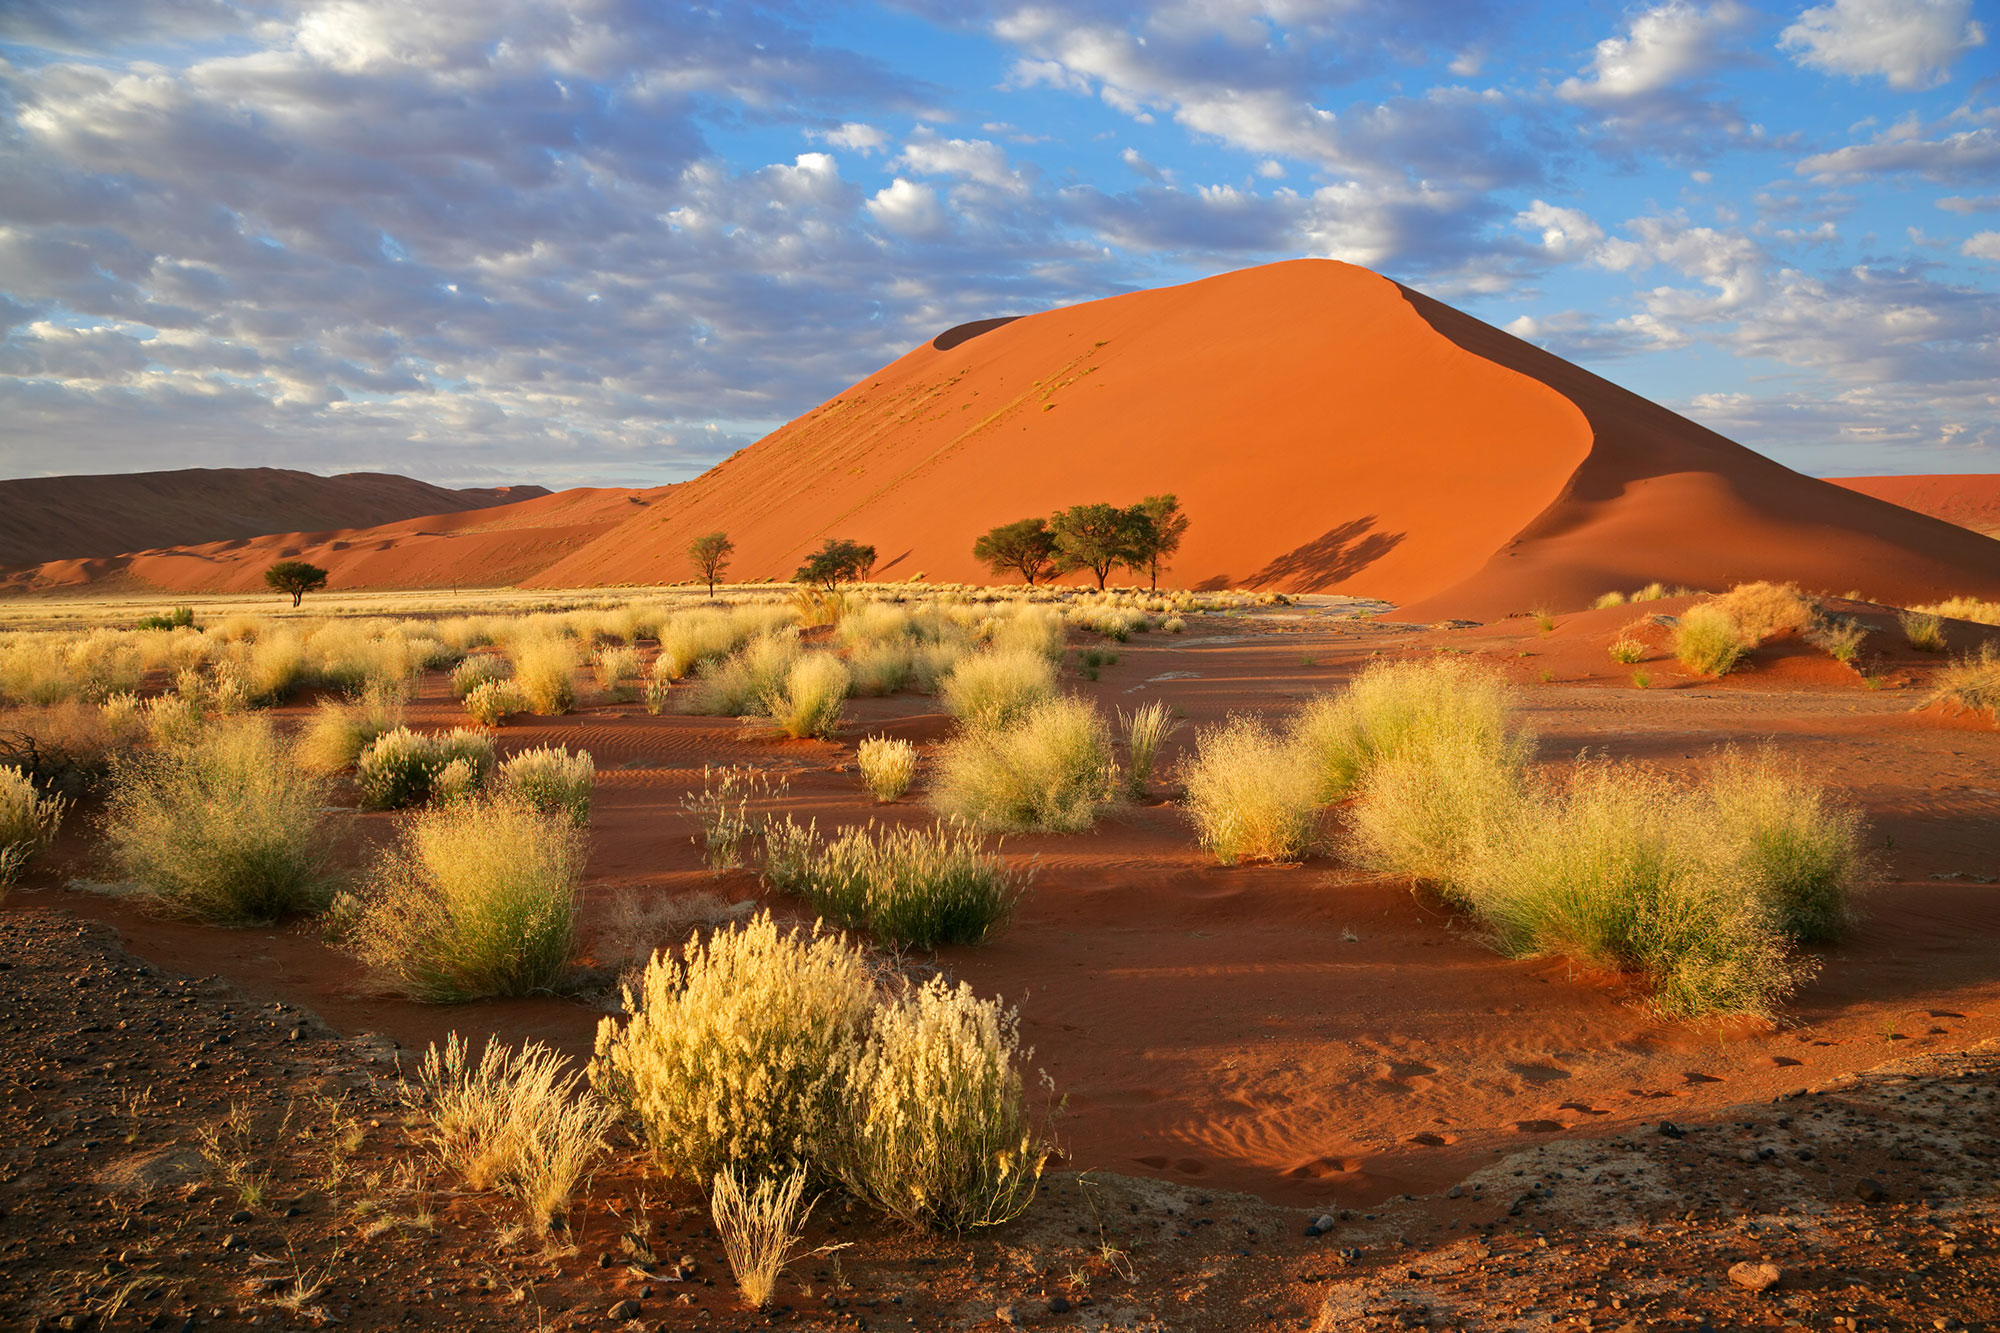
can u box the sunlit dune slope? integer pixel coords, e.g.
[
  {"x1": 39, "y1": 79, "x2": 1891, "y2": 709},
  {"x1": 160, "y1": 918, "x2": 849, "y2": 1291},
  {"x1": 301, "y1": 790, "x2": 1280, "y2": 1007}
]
[{"x1": 0, "y1": 467, "x2": 547, "y2": 567}]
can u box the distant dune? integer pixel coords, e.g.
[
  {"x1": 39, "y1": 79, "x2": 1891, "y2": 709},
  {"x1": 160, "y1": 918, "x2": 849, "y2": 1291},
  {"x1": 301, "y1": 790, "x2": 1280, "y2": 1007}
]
[
  {"x1": 0, "y1": 467, "x2": 548, "y2": 568},
  {"x1": 10, "y1": 262, "x2": 2000, "y2": 615},
  {"x1": 1830, "y1": 475, "x2": 2000, "y2": 539}
]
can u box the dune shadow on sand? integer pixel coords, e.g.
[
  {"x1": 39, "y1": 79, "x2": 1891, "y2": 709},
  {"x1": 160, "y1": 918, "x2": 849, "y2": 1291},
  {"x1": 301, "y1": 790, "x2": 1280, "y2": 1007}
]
[{"x1": 1245, "y1": 515, "x2": 1405, "y2": 589}]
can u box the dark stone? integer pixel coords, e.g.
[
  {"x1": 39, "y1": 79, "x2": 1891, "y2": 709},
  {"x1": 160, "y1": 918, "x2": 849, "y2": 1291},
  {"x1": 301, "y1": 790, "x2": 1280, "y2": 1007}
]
[
  {"x1": 1856, "y1": 1178, "x2": 1886, "y2": 1203},
  {"x1": 1658, "y1": 1122, "x2": 1685, "y2": 1139},
  {"x1": 1048, "y1": 1296, "x2": 1071, "y2": 1314},
  {"x1": 607, "y1": 1299, "x2": 640, "y2": 1319}
]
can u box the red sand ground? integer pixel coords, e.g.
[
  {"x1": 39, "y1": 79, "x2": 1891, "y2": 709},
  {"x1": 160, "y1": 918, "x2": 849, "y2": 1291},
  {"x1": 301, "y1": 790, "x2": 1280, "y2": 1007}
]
[
  {"x1": 9, "y1": 263, "x2": 1999, "y2": 621},
  {"x1": 1834, "y1": 474, "x2": 2000, "y2": 538},
  {"x1": 12, "y1": 605, "x2": 2000, "y2": 1212},
  {"x1": 0, "y1": 467, "x2": 546, "y2": 568}
]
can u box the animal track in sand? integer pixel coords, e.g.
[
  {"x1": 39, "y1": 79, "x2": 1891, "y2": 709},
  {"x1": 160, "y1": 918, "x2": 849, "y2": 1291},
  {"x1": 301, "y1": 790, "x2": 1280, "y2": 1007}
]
[
  {"x1": 1557, "y1": 1101, "x2": 1609, "y2": 1117},
  {"x1": 1682, "y1": 1071, "x2": 1726, "y2": 1085},
  {"x1": 1513, "y1": 1120, "x2": 1566, "y2": 1133}
]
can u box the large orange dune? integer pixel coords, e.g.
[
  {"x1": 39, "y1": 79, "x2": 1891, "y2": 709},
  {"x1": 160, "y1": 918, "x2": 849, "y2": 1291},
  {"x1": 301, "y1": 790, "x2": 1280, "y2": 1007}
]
[
  {"x1": 1831, "y1": 474, "x2": 2000, "y2": 538},
  {"x1": 0, "y1": 467, "x2": 546, "y2": 568},
  {"x1": 9, "y1": 261, "x2": 2000, "y2": 615}
]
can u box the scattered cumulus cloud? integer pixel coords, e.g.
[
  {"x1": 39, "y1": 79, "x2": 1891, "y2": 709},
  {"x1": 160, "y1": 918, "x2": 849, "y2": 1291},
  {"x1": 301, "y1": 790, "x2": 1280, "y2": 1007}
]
[{"x1": 1779, "y1": 0, "x2": 1987, "y2": 91}]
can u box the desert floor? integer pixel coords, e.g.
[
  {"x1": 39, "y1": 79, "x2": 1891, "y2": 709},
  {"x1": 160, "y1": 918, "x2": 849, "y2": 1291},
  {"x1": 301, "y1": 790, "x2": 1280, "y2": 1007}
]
[{"x1": 3, "y1": 596, "x2": 1997, "y2": 1331}]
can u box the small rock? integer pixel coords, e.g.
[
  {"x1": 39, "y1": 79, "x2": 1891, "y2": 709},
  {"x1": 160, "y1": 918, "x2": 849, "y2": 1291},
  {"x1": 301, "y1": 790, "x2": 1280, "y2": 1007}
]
[
  {"x1": 607, "y1": 1298, "x2": 640, "y2": 1320},
  {"x1": 1855, "y1": 1178, "x2": 1886, "y2": 1204},
  {"x1": 1446, "y1": 1186, "x2": 1463, "y2": 1199},
  {"x1": 1737, "y1": 1148, "x2": 1760, "y2": 1164},
  {"x1": 219, "y1": 1233, "x2": 244, "y2": 1251},
  {"x1": 996, "y1": 1304, "x2": 1018, "y2": 1325},
  {"x1": 1658, "y1": 1121, "x2": 1685, "y2": 1139},
  {"x1": 229, "y1": 1209, "x2": 252, "y2": 1223},
  {"x1": 596, "y1": 1251, "x2": 614, "y2": 1269},
  {"x1": 619, "y1": 1234, "x2": 657, "y2": 1266},
  {"x1": 1314, "y1": 1212, "x2": 1336, "y2": 1230},
  {"x1": 1048, "y1": 1296, "x2": 1072, "y2": 1314},
  {"x1": 1728, "y1": 1261, "x2": 1781, "y2": 1292},
  {"x1": 673, "y1": 1255, "x2": 700, "y2": 1280}
]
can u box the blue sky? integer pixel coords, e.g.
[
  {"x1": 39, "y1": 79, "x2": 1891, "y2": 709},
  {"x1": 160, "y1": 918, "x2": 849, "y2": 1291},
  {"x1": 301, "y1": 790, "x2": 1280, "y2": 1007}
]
[{"x1": 0, "y1": 0, "x2": 1994, "y2": 488}]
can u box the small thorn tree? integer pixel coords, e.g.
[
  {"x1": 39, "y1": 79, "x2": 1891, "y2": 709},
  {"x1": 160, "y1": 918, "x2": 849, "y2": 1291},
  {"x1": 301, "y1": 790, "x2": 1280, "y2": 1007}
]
[
  {"x1": 688, "y1": 531, "x2": 735, "y2": 597},
  {"x1": 263, "y1": 559, "x2": 329, "y2": 608},
  {"x1": 1131, "y1": 494, "x2": 1189, "y2": 591},
  {"x1": 1051, "y1": 503, "x2": 1151, "y2": 591},
  {"x1": 972, "y1": 517, "x2": 1058, "y2": 585},
  {"x1": 793, "y1": 538, "x2": 876, "y2": 593}
]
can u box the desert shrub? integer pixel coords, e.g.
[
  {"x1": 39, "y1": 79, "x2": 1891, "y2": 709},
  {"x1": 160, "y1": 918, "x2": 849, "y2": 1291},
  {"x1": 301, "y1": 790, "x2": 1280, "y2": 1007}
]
[
  {"x1": 450, "y1": 654, "x2": 511, "y2": 700},
  {"x1": 712, "y1": 1166, "x2": 814, "y2": 1309},
  {"x1": 354, "y1": 727, "x2": 496, "y2": 810},
  {"x1": 1631, "y1": 582, "x2": 1669, "y2": 602},
  {"x1": 1608, "y1": 635, "x2": 1646, "y2": 664},
  {"x1": 1708, "y1": 581, "x2": 1816, "y2": 642},
  {"x1": 497, "y1": 745, "x2": 595, "y2": 826},
  {"x1": 1180, "y1": 715, "x2": 1323, "y2": 865},
  {"x1": 1806, "y1": 616, "x2": 1869, "y2": 664},
  {"x1": 841, "y1": 978, "x2": 1049, "y2": 1232},
  {"x1": 353, "y1": 797, "x2": 584, "y2": 1002},
  {"x1": 299, "y1": 684, "x2": 405, "y2": 773},
  {"x1": 760, "y1": 653, "x2": 850, "y2": 740},
  {"x1": 592, "y1": 644, "x2": 642, "y2": 698},
  {"x1": 414, "y1": 1034, "x2": 612, "y2": 1236},
  {"x1": 1700, "y1": 751, "x2": 1863, "y2": 942},
  {"x1": 1673, "y1": 604, "x2": 1746, "y2": 676},
  {"x1": 0, "y1": 766, "x2": 65, "y2": 892},
  {"x1": 1342, "y1": 726, "x2": 1533, "y2": 902},
  {"x1": 1465, "y1": 761, "x2": 1809, "y2": 1018},
  {"x1": 657, "y1": 609, "x2": 744, "y2": 679},
  {"x1": 1119, "y1": 701, "x2": 1180, "y2": 799},
  {"x1": 683, "y1": 765, "x2": 789, "y2": 872},
  {"x1": 1914, "y1": 597, "x2": 2000, "y2": 627},
  {"x1": 462, "y1": 680, "x2": 527, "y2": 726},
  {"x1": 1925, "y1": 643, "x2": 2000, "y2": 720},
  {"x1": 590, "y1": 913, "x2": 873, "y2": 1183},
  {"x1": 0, "y1": 699, "x2": 144, "y2": 796},
  {"x1": 1290, "y1": 657, "x2": 1525, "y2": 802},
  {"x1": 239, "y1": 628, "x2": 310, "y2": 702},
  {"x1": 508, "y1": 636, "x2": 578, "y2": 715},
  {"x1": 984, "y1": 606, "x2": 1066, "y2": 660},
  {"x1": 932, "y1": 696, "x2": 1116, "y2": 833},
  {"x1": 684, "y1": 634, "x2": 802, "y2": 717},
  {"x1": 144, "y1": 694, "x2": 206, "y2": 749},
  {"x1": 857, "y1": 735, "x2": 918, "y2": 802},
  {"x1": 939, "y1": 651, "x2": 1058, "y2": 731},
  {"x1": 1900, "y1": 609, "x2": 1947, "y2": 653},
  {"x1": 105, "y1": 716, "x2": 336, "y2": 924},
  {"x1": 847, "y1": 640, "x2": 915, "y2": 696},
  {"x1": 1592, "y1": 591, "x2": 1627, "y2": 610},
  {"x1": 762, "y1": 818, "x2": 1026, "y2": 949},
  {"x1": 1162, "y1": 616, "x2": 1186, "y2": 634}
]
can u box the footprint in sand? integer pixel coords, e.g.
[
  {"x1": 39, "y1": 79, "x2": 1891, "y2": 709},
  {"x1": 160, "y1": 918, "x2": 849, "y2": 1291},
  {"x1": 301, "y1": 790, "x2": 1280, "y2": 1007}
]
[
  {"x1": 1770, "y1": 1055, "x2": 1803, "y2": 1067},
  {"x1": 1558, "y1": 1101, "x2": 1609, "y2": 1117},
  {"x1": 1368, "y1": 1060, "x2": 1439, "y2": 1095}
]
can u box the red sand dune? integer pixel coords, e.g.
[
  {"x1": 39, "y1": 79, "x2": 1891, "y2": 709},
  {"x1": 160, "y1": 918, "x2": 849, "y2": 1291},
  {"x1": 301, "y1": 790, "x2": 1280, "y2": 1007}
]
[
  {"x1": 11, "y1": 262, "x2": 2000, "y2": 615},
  {"x1": 1, "y1": 486, "x2": 654, "y2": 595},
  {"x1": 1832, "y1": 474, "x2": 2000, "y2": 537},
  {"x1": 0, "y1": 467, "x2": 547, "y2": 568}
]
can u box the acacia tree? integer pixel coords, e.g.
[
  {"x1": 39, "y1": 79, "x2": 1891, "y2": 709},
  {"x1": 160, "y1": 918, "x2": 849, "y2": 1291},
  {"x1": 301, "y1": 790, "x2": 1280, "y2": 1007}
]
[
  {"x1": 1050, "y1": 504, "x2": 1152, "y2": 591},
  {"x1": 687, "y1": 531, "x2": 735, "y2": 597},
  {"x1": 972, "y1": 517, "x2": 1058, "y2": 585},
  {"x1": 794, "y1": 538, "x2": 876, "y2": 592},
  {"x1": 264, "y1": 560, "x2": 328, "y2": 608},
  {"x1": 1131, "y1": 494, "x2": 1190, "y2": 591}
]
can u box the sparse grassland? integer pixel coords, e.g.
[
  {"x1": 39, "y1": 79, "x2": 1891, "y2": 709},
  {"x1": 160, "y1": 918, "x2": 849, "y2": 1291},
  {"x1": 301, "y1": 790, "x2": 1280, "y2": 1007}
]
[
  {"x1": 760, "y1": 653, "x2": 850, "y2": 739},
  {"x1": 1914, "y1": 597, "x2": 2000, "y2": 627},
  {"x1": 939, "y1": 650, "x2": 1058, "y2": 731},
  {"x1": 684, "y1": 633, "x2": 803, "y2": 717},
  {"x1": 1673, "y1": 603, "x2": 1746, "y2": 676},
  {"x1": 1289, "y1": 656, "x2": 1525, "y2": 802},
  {"x1": 712, "y1": 1166, "x2": 814, "y2": 1309},
  {"x1": 931, "y1": 696, "x2": 1116, "y2": 833},
  {"x1": 351, "y1": 796, "x2": 584, "y2": 1002},
  {"x1": 762, "y1": 818, "x2": 1026, "y2": 948},
  {"x1": 0, "y1": 765, "x2": 65, "y2": 893},
  {"x1": 1925, "y1": 643, "x2": 2000, "y2": 722},
  {"x1": 298, "y1": 683, "x2": 405, "y2": 772},
  {"x1": 682, "y1": 765, "x2": 789, "y2": 873},
  {"x1": 353, "y1": 727, "x2": 496, "y2": 810}
]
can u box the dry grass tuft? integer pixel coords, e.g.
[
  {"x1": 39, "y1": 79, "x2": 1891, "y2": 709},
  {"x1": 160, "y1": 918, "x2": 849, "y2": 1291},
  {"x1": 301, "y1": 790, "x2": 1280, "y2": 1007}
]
[
  {"x1": 682, "y1": 765, "x2": 789, "y2": 872},
  {"x1": 1672, "y1": 604, "x2": 1746, "y2": 677},
  {"x1": 508, "y1": 637, "x2": 578, "y2": 715},
  {"x1": 762, "y1": 818, "x2": 1026, "y2": 948},
  {"x1": 761, "y1": 653, "x2": 850, "y2": 739},
  {"x1": 496, "y1": 745, "x2": 594, "y2": 826},
  {"x1": 711, "y1": 1166, "x2": 814, "y2": 1309},
  {"x1": 1289, "y1": 657, "x2": 1524, "y2": 802},
  {"x1": 0, "y1": 766, "x2": 66, "y2": 894},
  {"x1": 1914, "y1": 597, "x2": 2000, "y2": 627},
  {"x1": 1900, "y1": 609, "x2": 1947, "y2": 653},
  {"x1": 354, "y1": 727, "x2": 496, "y2": 810},
  {"x1": 856, "y1": 735, "x2": 918, "y2": 802},
  {"x1": 1925, "y1": 642, "x2": 2000, "y2": 721},
  {"x1": 1119, "y1": 701, "x2": 1180, "y2": 799},
  {"x1": 1179, "y1": 715, "x2": 1323, "y2": 865},
  {"x1": 939, "y1": 651, "x2": 1058, "y2": 731},
  {"x1": 931, "y1": 696, "x2": 1116, "y2": 833}
]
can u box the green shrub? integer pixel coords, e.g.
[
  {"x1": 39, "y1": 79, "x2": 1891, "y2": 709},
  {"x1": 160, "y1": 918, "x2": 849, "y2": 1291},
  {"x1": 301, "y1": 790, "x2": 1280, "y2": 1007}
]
[
  {"x1": 1673, "y1": 604, "x2": 1745, "y2": 676},
  {"x1": 762, "y1": 818, "x2": 1026, "y2": 949},
  {"x1": 656, "y1": 609, "x2": 743, "y2": 679},
  {"x1": 1290, "y1": 657, "x2": 1525, "y2": 802},
  {"x1": 1807, "y1": 617, "x2": 1868, "y2": 664},
  {"x1": 354, "y1": 727, "x2": 496, "y2": 810},
  {"x1": 1180, "y1": 715, "x2": 1323, "y2": 865},
  {"x1": 463, "y1": 680, "x2": 527, "y2": 726},
  {"x1": 298, "y1": 683, "x2": 404, "y2": 772},
  {"x1": 939, "y1": 651, "x2": 1057, "y2": 731},
  {"x1": 497, "y1": 745, "x2": 595, "y2": 827},
  {"x1": 592, "y1": 644, "x2": 642, "y2": 698},
  {"x1": 1900, "y1": 609, "x2": 1947, "y2": 653},
  {"x1": 590, "y1": 913, "x2": 872, "y2": 1183},
  {"x1": 931, "y1": 696, "x2": 1116, "y2": 833},
  {"x1": 1698, "y1": 750, "x2": 1863, "y2": 943},
  {"x1": 1341, "y1": 726, "x2": 1533, "y2": 903},
  {"x1": 450, "y1": 654, "x2": 512, "y2": 700},
  {"x1": 856, "y1": 735, "x2": 918, "y2": 802},
  {"x1": 105, "y1": 716, "x2": 336, "y2": 924},
  {"x1": 841, "y1": 978, "x2": 1049, "y2": 1232},
  {"x1": 1608, "y1": 636, "x2": 1646, "y2": 664},
  {"x1": 352, "y1": 797, "x2": 584, "y2": 1002},
  {"x1": 760, "y1": 653, "x2": 850, "y2": 739}
]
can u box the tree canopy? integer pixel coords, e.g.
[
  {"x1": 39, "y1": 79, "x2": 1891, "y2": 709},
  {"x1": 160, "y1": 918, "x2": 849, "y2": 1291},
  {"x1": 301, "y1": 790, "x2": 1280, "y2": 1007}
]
[
  {"x1": 687, "y1": 530, "x2": 735, "y2": 597},
  {"x1": 263, "y1": 560, "x2": 328, "y2": 607},
  {"x1": 971, "y1": 517, "x2": 1058, "y2": 585},
  {"x1": 1050, "y1": 503, "x2": 1154, "y2": 591},
  {"x1": 793, "y1": 538, "x2": 876, "y2": 592},
  {"x1": 1131, "y1": 494, "x2": 1189, "y2": 591}
]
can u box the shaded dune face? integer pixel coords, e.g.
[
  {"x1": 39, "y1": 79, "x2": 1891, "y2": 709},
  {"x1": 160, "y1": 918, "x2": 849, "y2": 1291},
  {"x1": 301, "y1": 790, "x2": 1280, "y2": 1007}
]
[{"x1": 1831, "y1": 475, "x2": 2000, "y2": 539}]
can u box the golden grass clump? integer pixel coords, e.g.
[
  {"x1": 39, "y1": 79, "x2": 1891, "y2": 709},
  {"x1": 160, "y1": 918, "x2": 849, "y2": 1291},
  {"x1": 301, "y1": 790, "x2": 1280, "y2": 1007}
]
[
  {"x1": 856, "y1": 735, "x2": 918, "y2": 802},
  {"x1": 354, "y1": 727, "x2": 496, "y2": 810},
  {"x1": 760, "y1": 653, "x2": 850, "y2": 739},
  {"x1": 1342, "y1": 726, "x2": 1533, "y2": 900},
  {"x1": 496, "y1": 744, "x2": 594, "y2": 826},
  {"x1": 462, "y1": 679, "x2": 527, "y2": 726},
  {"x1": 684, "y1": 634, "x2": 803, "y2": 716},
  {"x1": 508, "y1": 636, "x2": 578, "y2": 715},
  {"x1": 1706, "y1": 581, "x2": 1816, "y2": 643},
  {"x1": 450, "y1": 654, "x2": 511, "y2": 700},
  {"x1": 931, "y1": 696, "x2": 1116, "y2": 833},
  {"x1": 1698, "y1": 749, "x2": 1864, "y2": 943},
  {"x1": 0, "y1": 766, "x2": 65, "y2": 893},
  {"x1": 1290, "y1": 657, "x2": 1525, "y2": 802},
  {"x1": 840, "y1": 978, "x2": 1049, "y2": 1232},
  {"x1": 762, "y1": 818, "x2": 1026, "y2": 949},
  {"x1": 298, "y1": 683, "x2": 405, "y2": 773},
  {"x1": 591, "y1": 913, "x2": 873, "y2": 1183},
  {"x1": 414, "y1": 1034, "x2": 612, "y2": 1236},
  {"x1": 1672, "y1": 603, "x2": 1746, "y2": 677},
  {"x1": 1914, "y1": 597, "x2": 2000, "y2": 627},
  {"x1": 939, "y1": 650, "x2": 1058, "y2": 731},
  {"x1": 1119, "y1": 700, "x2": 1180, "y2": 799},
  {"x1": 0, "y1": 699, "x2": 145, "y2": 795},
  {"x1": 105, "y1": 715, "x2": 336, "y2": 925},
  {"x1": 1592, "y1": 590, "x2": 1628, "y2": 610},
  {"x1": 1179, "y1": 715, "x2": 1323, "y2": 865},
  {"x1": 592, "y1": 644, "x2": 642, "y2": 698},
  {"x1": 1925, "y1": 643, "x2": 2000, "y2": 721},
  {"x1": 657, "y1": 609, "x2": 745, "y2": 679},
  {"x1": 352, "y1": 796, "x2": 584, "y2": 1002},
  {"x1": 1900, "y1": 609, "x2": 1947, "y2": 653},
  {"x1": 682, "y1": 765, "x2": 789, "y2": 872},
  {"x1": 712, "y1": 1166, "x2": 814, "y2": 1309}
]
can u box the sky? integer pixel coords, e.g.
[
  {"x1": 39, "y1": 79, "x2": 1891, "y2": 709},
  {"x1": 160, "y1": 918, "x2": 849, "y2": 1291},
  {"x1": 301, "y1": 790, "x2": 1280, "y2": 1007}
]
[{"x1": 0, "y1": 0, "x2": 1994, "y2": 490}]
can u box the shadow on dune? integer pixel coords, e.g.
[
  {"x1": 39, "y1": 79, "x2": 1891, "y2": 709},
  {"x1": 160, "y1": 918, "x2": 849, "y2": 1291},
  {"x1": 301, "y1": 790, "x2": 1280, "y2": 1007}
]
[
  {"x1": 931, "y1": 316, "x2": 1021, "y2": 352},
  {"x1": 1246, "y1": 516, "x2": 1406, "y2": 589}
]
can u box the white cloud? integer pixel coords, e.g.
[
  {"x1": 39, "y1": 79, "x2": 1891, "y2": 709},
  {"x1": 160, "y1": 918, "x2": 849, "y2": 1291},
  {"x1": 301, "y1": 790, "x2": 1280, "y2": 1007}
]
[
  {"x1": 865, "y1": 178, "x2": 948, "y2": 236},
  {"x1": 1965, "y1": 231, "x2": 2000, "y2": 261},
  {"x1": 816, "y1": 121, "x2": 889, "y2": 153},
  {"x1": 1779, "y1": 0, "x2": 1986, "y2": 91},
  {"x1": 896, "y1": 131, "x2": 1028, "y2": 192},
  {"x1": 1557, "y1": 1, "x2": 1751, "y2": 104},
  {"x1": 1938, "y1": 194, "x2": 2000, "y2": 213},
  {"x1": 1515, "y1": 200, "x2": 1606, "y2": 258},
  {"x1": 1796, "y1": 115, "x2": 2000, "y2": 182}
]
